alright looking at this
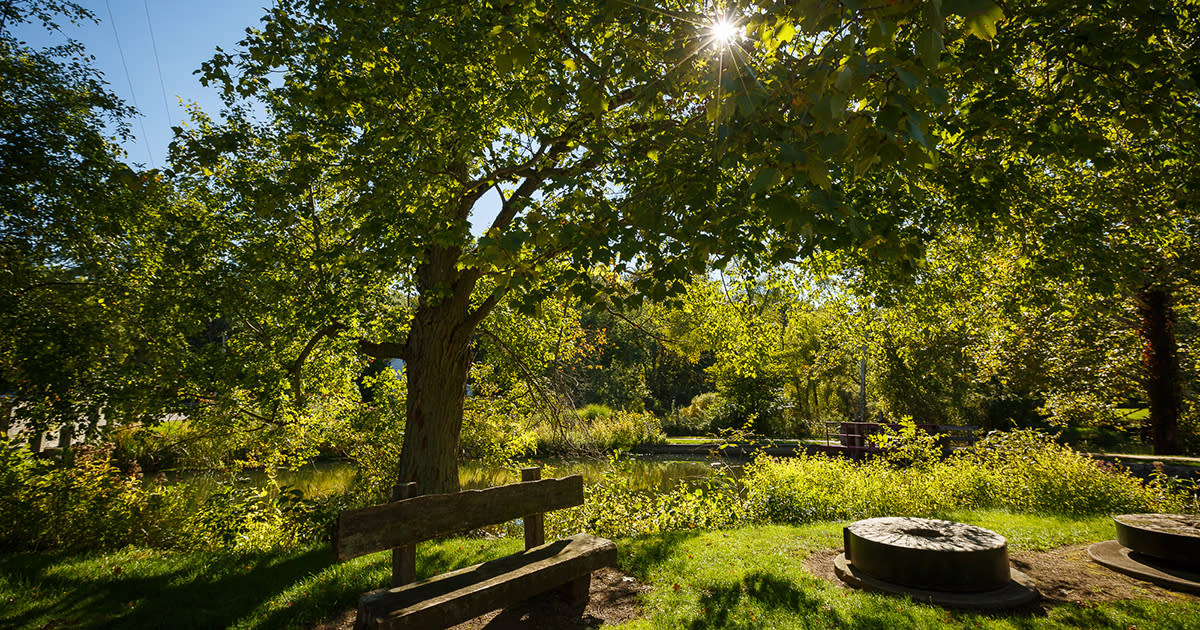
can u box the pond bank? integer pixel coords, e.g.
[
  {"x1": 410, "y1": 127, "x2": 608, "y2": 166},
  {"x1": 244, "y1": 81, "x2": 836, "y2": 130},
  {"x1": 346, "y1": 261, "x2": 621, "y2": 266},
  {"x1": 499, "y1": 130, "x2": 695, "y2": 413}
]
[{"x1": 639, "y1": 440, "x2": 1200, "y2": 482}]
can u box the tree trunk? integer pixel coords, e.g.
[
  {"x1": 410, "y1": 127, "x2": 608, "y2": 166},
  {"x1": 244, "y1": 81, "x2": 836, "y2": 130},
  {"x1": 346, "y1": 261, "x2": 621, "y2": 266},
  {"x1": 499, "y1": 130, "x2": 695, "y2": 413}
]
[
  {"x1": 1136, "y1": 286, "x2": 1182, "y2": 455},
  {"x1": 396, "y1": 304, "x2": 473, "y2": 495},
  {"x1": 390, "y1": 240, "x2": 489, "y2": 496}
]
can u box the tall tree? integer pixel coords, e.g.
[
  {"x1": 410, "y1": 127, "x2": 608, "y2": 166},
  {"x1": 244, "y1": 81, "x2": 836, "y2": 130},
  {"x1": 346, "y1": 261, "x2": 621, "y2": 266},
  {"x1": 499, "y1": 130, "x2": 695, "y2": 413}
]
[
  {"x1": 0, "y1": 1, "x2": 180, "y2": 444},
  {"x1": 179, "y1": 0, "x2": 999, "y2": 492},
  {"x1": 938, "y1": 0, "x2": 1200, "y2": 453}
]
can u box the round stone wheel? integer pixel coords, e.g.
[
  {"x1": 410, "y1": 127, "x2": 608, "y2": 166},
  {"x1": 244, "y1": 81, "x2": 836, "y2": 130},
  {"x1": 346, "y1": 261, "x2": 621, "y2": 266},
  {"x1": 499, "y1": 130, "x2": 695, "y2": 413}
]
[
  {"x1": 1114, "y1": 513, "x2": 1200, "y2": 569},
  {"x1": 843, "y1": 517, "x2": 1010, "y2": 592}
]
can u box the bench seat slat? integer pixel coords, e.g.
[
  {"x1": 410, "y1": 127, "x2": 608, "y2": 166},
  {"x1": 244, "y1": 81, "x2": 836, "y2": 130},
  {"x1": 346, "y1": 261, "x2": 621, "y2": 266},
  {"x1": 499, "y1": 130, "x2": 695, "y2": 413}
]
[
  {"x1": 357, "y1": 533, "x2": 617, "y2": 630},
  {"x1": 336, "y1": 475, "x2": 584, "y2": 561}
]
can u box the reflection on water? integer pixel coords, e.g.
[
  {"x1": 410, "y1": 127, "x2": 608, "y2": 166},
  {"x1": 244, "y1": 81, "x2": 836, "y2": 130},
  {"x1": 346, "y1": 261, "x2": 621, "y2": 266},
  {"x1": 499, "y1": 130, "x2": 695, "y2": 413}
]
[
  {"x1": 459, "y1": 457, "x2": 732, "y2": 492},
  {"x1": 186, "y1": 456, "x2": 736, "y2": 499}
]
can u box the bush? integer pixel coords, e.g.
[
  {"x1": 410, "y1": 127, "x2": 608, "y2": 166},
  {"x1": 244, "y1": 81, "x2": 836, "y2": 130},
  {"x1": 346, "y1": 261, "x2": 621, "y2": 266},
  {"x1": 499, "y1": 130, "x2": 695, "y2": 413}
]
[
  {"x1": 963, "y1": 429, "x2": 1188, "y2": 515},
  {"x1": 577, "y1": 404, "x2": 613, "y2": 423},
  {"x1": 0, "y1": 438, "x2": 184, "y2": 552},
  {"x1": 743, "y1": 429, "x2": 1193, "y2": 524},
  {"x1": 109, "y1": 420, "x2": 254, "y2": 474},
  {"x1": 179, "y1": 480, "x2": 344, "y2": 552},
  {"x1": 534, "y1": 408, "x2": 665, "y2": 455},
  {"x1": 459, "y1": 395, "x2": 538, "y2": 468},
  {"x1": 0, "y1": 437, "x2": 342, "y2": 553},
  {"x1": 549, "y1": 454, "x2": 744, "y2": 538},
  {"x1": 867, "y1": 417, "x2": 943, "y2": 468},
  {"x1": 710, "y1": 374, "x2": 787, "y2": 435},
  {"x1": 665, "y1": 392, "x2": 723, "y2": 436}
]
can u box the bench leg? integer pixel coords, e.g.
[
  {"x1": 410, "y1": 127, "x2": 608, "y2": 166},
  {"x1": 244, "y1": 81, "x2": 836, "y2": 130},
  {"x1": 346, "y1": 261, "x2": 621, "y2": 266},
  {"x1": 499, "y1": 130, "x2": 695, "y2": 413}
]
[{"x1": 553, "y1": 573, "x2": 591, "y2": 606}]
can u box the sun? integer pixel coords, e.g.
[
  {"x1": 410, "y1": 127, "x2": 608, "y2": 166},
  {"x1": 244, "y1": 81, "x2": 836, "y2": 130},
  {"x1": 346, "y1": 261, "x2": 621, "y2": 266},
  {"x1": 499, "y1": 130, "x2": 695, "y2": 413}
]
[{"x1": 709, "y1": 16, "x2": 740, "y2": 48}]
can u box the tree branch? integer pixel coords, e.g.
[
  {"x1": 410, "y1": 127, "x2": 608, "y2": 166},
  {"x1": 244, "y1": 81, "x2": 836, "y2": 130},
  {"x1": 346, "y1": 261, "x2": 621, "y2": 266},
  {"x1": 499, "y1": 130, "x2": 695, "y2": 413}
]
[
  {"x1": 459, "y1": 287, "x2": 507, "y2": 345},
  {"x1": 476, "y1": 327, "x2": 562, "y2": 415},
  {"x1": 289, "y1": 319, "x2": 349, "y2": 401}
]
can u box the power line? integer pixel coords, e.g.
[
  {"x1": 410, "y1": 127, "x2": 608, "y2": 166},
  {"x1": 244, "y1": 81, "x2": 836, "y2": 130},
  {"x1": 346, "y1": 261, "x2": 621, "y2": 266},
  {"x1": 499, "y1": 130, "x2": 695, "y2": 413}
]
[
  {"x1": 104, "y1": 0, "x2": 155, "y2": 168},
  {"x1": 143, "y1": 0, "x2": 175, "y2": 128}
]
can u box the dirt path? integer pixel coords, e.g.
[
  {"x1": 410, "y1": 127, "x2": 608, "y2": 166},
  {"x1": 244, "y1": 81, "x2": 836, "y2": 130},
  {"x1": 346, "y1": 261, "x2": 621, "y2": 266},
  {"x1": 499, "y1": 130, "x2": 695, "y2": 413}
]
[{"x1": 804, "y1": 543, "x2": 1198, "y2": 609}]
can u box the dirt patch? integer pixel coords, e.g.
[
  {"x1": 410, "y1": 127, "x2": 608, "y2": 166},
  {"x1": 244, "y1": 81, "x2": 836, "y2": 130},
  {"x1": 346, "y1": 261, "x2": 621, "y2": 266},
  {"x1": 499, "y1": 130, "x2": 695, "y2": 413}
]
[
  {"x1": 309, "y1": 567, "x2": 649, "y2": 630},
  {"x1": 804, "y1": 544, "x2": 1199, "y2": 609}
]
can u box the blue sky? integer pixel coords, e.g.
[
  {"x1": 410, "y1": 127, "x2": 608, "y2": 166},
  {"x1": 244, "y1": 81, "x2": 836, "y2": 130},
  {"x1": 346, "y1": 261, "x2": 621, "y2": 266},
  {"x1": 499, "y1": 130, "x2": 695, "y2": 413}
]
[
  {"x1": 12, "y1": 1, "x2": 506, "y2": 232},
  {"x1": 14, "y1": 1, "x2": 270, "y2": 168}
]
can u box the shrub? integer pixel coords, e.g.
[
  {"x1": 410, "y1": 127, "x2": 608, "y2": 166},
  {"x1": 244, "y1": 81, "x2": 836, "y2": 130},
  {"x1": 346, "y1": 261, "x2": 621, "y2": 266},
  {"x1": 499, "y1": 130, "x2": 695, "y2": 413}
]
[
  {"x1": 867, "y1": 417, "x2": 943, "y2": 468},
  {"x1": 534, "y1": 408, "x2": 665, "y2": 456},
  {"x1": 742, "y1": 429, "x2": 1193, "y2": 524},
  {"x1": 743, "y1": 454, "x2": 962, "y2": 523},
  {"x1": 577, "y1": 404, "x2": 614, "y2": 422},
  {"x1": 0, "y1": 438, "x2": 183, "y2": 552},
  {"x1": 549, "y1": 454, "x2": 744, "y2": 538},
  {"x1": 0, "y1": 436, "x2": 342, "y2": 553},
  {"x1": 179, "y1": 480, "x2": 343, "y2": 552},
  {"x1": 459, "y1": 395, "x2": 538, "y2": 468},
  {"x1": 109, "y1": 420, "x2": 255, "y2": 474},
  {"x1": 711, "y1": 373, "x2": 787, "y2": 435},
  {"x1": 664, "y1": 392, "x2": 722, "y2": 436},
  {"x1": 962, "y1": 429, "x2": 1188, "y2": 515}
]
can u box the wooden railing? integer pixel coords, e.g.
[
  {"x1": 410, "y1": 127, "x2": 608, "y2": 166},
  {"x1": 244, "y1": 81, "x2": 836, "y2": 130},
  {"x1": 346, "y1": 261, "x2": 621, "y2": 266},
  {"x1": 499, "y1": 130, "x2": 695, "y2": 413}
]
[{"x1": 823, "y1": 421, "x2": 979, "y2": 455}]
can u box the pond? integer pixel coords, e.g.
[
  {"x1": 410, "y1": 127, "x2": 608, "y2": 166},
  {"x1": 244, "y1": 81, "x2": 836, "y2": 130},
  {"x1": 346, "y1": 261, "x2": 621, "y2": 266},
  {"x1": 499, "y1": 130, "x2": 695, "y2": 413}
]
[{"x1": 194, "y1": 455, "x2": 736, "y2": 499}]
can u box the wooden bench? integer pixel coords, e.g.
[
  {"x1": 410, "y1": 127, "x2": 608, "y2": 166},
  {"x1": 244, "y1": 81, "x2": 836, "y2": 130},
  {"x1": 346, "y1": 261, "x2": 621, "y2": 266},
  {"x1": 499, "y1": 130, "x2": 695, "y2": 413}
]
[{"x1": 333, "y1": 467, "x2": 617, "y2": 630}]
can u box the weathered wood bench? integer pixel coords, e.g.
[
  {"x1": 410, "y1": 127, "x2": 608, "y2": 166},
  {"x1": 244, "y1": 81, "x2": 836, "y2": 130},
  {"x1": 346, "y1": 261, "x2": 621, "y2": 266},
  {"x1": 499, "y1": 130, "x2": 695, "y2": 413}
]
[{"x1": 333, "y1": 467, "x2": 617, "y2": 630}]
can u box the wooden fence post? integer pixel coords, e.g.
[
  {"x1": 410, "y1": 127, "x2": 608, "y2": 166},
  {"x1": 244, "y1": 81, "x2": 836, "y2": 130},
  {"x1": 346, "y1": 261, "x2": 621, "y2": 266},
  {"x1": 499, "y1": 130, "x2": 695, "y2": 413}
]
[
  {"x1": 521, "y1": 467, "x2": 544, "y2": 550},
  {"x1": 390, "y1": 482, "x2": 417, "y2": 587}
]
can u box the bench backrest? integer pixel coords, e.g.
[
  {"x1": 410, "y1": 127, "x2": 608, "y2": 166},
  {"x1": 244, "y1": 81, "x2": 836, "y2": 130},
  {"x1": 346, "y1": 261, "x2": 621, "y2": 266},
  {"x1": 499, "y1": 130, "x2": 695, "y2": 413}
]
[{"x1": 335, "y1": 474, "x2": 584, "y2": 561}]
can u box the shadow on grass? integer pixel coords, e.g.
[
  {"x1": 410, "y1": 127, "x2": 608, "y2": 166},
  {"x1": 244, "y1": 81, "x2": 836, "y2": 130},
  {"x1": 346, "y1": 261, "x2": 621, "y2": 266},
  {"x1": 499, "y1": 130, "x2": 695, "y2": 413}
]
[
  {"x1": 0, "y1": 536, "x2": 535, "y2": 630},
  {"x1": 618, "y1": 529, "x2": 705, "y2": 578},
  {"x1": 1, "y1": 546, "x2": 337, "y2": 630}
]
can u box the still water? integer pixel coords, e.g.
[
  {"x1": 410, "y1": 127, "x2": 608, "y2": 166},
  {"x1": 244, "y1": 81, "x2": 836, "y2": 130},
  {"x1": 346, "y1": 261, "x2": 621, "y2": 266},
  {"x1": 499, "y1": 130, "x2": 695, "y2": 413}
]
[{"x1": 227, "y1": 456, "x2": 731, "y2": 499}]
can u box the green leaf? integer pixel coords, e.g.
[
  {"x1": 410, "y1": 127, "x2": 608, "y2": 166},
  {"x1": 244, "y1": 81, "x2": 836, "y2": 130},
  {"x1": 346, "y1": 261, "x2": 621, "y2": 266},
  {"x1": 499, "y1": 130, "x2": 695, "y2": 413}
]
[
  {"x1": 943, "y1": 0, "x2": 1005, "y2": 40},
  {"x1": 895, "y1": 68, "x2": 921, "y2": 91},
  {"x1": 908, "y1": 116, "x2": 928, "y2": 148},
  {"x1": 776, "y1": 22, "x2": 796, "y2": 44},
  {"x1": 966, "y1": 7, "x2": 1004, "y2": 40},
  {"x1": 496, "y1": 51, "x2": 513, "y2": 74},
  {"x1": 853, "y1": 155, "x2": 877, "y2": 178},
  {"x1": 808, "y1": 161, "x2": 832, "y2": 192},
  {"x1": 835, "y1": 66, "x2": 854, "y2": 93},
  {"x1": 917, "y1": 29, "x2": 943, "y2": 69},
  {"x1": 749, "y1": 167, "x2": 778, "y2": 194},
  {"x1": 942, "y1": 0, "x2": 996, "y2": 18}
]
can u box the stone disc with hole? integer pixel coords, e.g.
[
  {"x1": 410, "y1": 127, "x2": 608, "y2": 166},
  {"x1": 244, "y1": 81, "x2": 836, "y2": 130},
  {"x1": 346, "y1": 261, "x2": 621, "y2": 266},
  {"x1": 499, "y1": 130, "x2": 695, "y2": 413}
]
[
  {"x1": 842, "y1": 517, "x2": 1011, "y2": 592},
  {"x1": 1114, "y1": 513, "x2": 1200, "y2": 569}
]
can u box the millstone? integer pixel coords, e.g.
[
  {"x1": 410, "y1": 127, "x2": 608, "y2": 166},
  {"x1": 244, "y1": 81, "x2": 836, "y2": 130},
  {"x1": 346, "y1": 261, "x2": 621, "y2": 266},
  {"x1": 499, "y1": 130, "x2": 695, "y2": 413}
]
[
  {"x1": 843, "y1": 517, "x2": 1010, "y2": 592},
  {"x1": 1088, "y1": 539, "x2": 1200, "y2": 593},
  {"x1": 1114, "y1": 513, "x2": 1200, "y2": 569}
]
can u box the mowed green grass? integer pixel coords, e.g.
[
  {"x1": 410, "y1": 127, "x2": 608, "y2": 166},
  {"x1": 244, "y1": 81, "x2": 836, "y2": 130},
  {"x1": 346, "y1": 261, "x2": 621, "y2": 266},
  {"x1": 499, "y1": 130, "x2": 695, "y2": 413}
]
[
  {"x1": 3, "y1": 510, "x2": 1198, "y2": 630},
  {"x1": 617, "y1": 512, "x2": 1199, "y2": 630},
  {"x1": 0, "y1": 538, "x2": 522, "y2": 630}
]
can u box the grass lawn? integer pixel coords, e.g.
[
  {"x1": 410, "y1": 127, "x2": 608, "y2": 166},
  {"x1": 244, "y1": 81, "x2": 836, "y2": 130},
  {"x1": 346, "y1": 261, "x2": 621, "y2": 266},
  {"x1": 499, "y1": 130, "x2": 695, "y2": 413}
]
[{"x1": 3, "y1": 510, "x2": 1198, "y2": 629}]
